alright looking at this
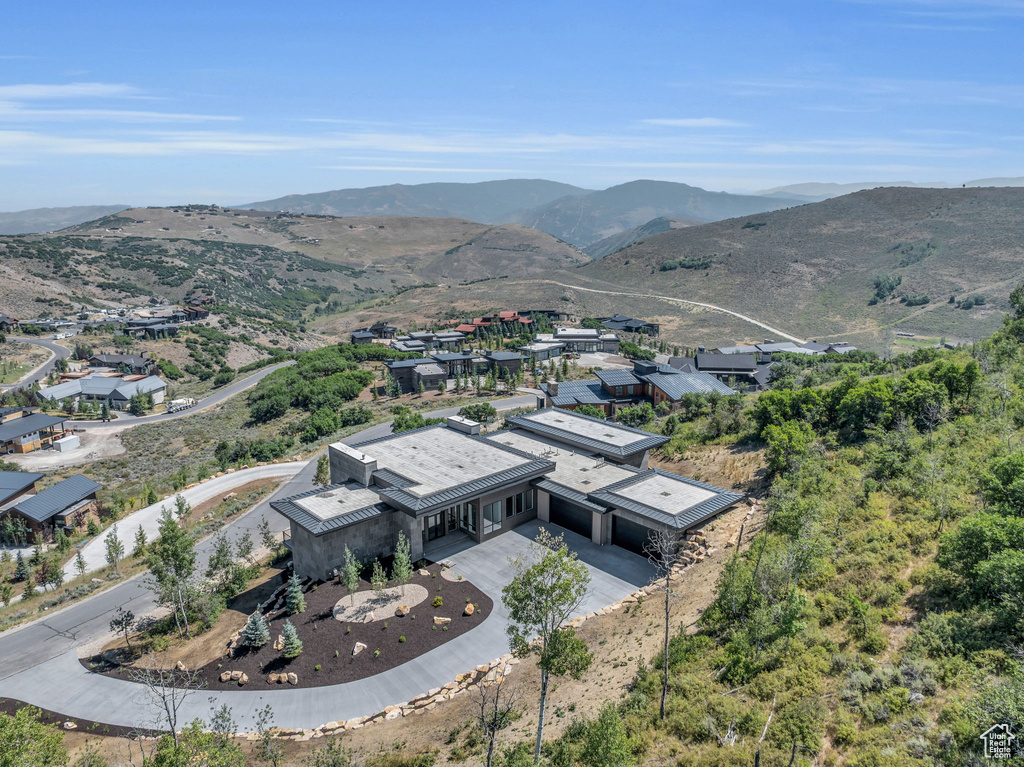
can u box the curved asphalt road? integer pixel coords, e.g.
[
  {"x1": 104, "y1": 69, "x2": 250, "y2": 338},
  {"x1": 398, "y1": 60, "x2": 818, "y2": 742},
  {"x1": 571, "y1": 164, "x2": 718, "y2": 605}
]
[
  {"x1": 72, "y1": 361, "x2": 295, "y2": 430},
  {"x1": 0, "y1": 337, "x2": 72, "y2": 392}
]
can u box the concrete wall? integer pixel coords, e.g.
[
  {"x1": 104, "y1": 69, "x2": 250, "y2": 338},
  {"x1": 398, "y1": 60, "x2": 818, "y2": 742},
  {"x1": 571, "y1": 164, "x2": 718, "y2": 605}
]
[
  {"x1": 328, "y1": 443, "x2": 377, "y2": 486},
  {"x1": 290, "y1": 512, "x2": 404, "y2": 581}
]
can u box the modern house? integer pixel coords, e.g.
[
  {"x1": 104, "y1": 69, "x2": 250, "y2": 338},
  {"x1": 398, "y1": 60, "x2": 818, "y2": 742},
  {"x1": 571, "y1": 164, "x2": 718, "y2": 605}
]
[
  {"x1": 349, "y1": 321, "x2": 399, "y2": 344},
  {"x1": 532, "y1": 327, "x2": 620, "y2": 354},
  {"x1": 0, "y1": 473, "x2": 102, "y2": 540},
  {"x1": 598, "y1": 315, "x2": 660, "y2": 336},
  {"x1": 714, "y1": 340, "x2": 858, "y2": 357},
  {"x1": 36, "y1": 374, "x2": 167, "y2": 410},
  {"x1": 691, "y1": 352, "x2": 774, "y2": 389},
  {"x1": 518, "y1": 341, "x2": 565, "y2": 362},
  {"x1": 482, "y1": 350, "x2": 523, "y2": 377},
  {"x1": 0, "y1": 313, "x2": 19, "y2": 333},
  {"x1": 88, "y1": 353, "x2": 154, "y2": 375},
  {"x1": 430, "y1": 351, "x2": 482, "y2": 378},
  {"x1": 0, "y1": 408, "x2": 68, "y2": 454},
  {"x1": 350, "y1": 331, "x2": 377, "y2": 344},
  {"x1": 537, "y1": 360, "x2": 735, "y2": 415},
  {"x1": 272, "y1": 408, "x2": 741, "y2": 578}
]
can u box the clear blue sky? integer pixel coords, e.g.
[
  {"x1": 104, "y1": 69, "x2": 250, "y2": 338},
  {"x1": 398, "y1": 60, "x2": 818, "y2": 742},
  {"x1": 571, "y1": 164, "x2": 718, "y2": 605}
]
[{"x1": 2, "y1": 0, "x2": 1022, "y2": 208}]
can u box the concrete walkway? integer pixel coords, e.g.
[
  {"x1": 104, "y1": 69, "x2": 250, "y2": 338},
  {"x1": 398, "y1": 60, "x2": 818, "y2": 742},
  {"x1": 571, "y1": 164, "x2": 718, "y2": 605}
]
[
  {"x1": 65, "y1": 463, "x2": 304, "y2": 578},
  {"x1": 3, "y1": 521, "x2": 653, "y2": 731}
]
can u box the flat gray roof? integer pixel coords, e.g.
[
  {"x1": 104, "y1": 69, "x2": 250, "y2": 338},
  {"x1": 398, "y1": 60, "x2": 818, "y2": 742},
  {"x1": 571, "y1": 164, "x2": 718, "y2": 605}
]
[
  {"x1": 294, "y1": 482, "x2": 385, "y2": 521},
  {"x1": 363, "y1": 427, "x2": 533, "y2": 498},
  {"x1": 0, "y1": 413, "x2": 66, "y2": 443},
  {"x1": 509, "y1": 408, "x2": 668, "y2": 458},
  {"x1": 485, "y1": 431, "x2": 636, "y2": 493}
]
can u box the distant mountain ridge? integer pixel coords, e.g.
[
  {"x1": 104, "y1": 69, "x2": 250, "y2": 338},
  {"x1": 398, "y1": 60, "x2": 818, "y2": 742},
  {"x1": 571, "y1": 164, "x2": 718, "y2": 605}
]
[
  {"x1": 757, "y1": 178, "x2": 1024, "y2": 202},
  {"x1": 243, "y1": 178, "x2": 796, "y2": 248},
  {"x1": 241, "y1": 179, "x2": 591, "y2": 224},
  {"x1": 0, "y1": 205, "x2": 130, "y2": 235},
  {"x1": 515, "y1": 180, "x2": 795, "y2": 247},
  {"x1": 583, "y1": 216, "x2": 697, "y2": 259}
]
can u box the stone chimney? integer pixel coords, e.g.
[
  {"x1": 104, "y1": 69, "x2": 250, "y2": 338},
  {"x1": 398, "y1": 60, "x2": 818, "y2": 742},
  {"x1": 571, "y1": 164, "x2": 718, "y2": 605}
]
[{"x1": 548, "y1": 381, "x2": 559, "y2": 397}]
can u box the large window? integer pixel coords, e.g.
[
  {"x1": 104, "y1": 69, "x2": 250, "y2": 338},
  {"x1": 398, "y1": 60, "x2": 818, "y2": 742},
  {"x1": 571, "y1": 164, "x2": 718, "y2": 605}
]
[
  {"x1": 505, "y1": 489, "x2": 536, "y2": 518},
  {"x1": 483, "y1": 501, "x2": 502, "y2": 535}
]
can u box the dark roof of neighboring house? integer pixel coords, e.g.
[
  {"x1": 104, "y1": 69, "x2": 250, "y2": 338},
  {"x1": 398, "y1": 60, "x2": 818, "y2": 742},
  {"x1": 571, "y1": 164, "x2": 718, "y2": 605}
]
[
  {"x1": 0, "y1": 413, "x2": 66, "y2": 443},
  {"x1": 595, "y1": 369, "x2": 642, "y2": 387},
  {"x1": 350, "y1": 331, "x2": 375, "y2": 339},
  {"x1": 642, "y1": 372, "x2": 737, "y2": 399},
  {"x1": 383, "y1": 358, "x2": 434, "y2": 369},
  {"x1": 90, "y1": 353, "x2": 149, "y2": 368},
  {"x1": 0, "y1": 406, "x2": 36, "y2": 417},
  {"x1": 431, "y1": 351, "x2": 478, "y2": 362},
  {"x1": 667, "y1": 357, "x2": 697, "y2": 373},
  {"x1": 484, "y1": 351, "x2": 523, "y2": 361},
  {"x1": 588, "y1": 469, "x2": 743, "y2": 530},
  {"x1": 0, "y1": 472, "x2": 43, "y2": 505},
  {"x1": 541, "y1": 379, "x2": 617, "y2": 407},
  {"x1": 9, "y1": 473, "x2": 101, "y2": 523},
  {"x1": 694, "y1": 352, "x2": 759, "y2": 372}
]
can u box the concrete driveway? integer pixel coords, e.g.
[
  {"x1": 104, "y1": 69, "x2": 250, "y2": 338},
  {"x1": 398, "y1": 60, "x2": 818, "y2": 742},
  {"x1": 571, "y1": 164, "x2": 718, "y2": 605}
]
[{"x1": 0, "y1": 520, "x2": 653, "y2": 731}]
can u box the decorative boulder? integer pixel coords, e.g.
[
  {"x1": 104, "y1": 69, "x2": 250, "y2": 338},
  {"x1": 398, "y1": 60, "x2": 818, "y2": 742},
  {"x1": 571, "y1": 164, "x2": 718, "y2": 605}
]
[
  {"x1": 273, "y1": 635, "x2": 284, "y2": 651},
  {"x1": 464, "y1": 603, "x2": 475, "y2": 616},
  {"x1": 219, "y1": 671, "x2": 232, "y2": 683},
  {"x1": 418, "y1": 568, "x2": 430, "y2": 577},
  {"x1": 230, "y1": 670, "x2": 243, "y2": 681},
  {"x1": 353, "y1": 642, "x2": 367, "y2": 656},
  {"x1": 175, "y1": 661, "x2": 187, "y2": 671},
  {"x1": 287, "y1": 673, "x2": 298, "y2": 685},
  {"x1": 238, "y1": 673, "x2": 248, "y2": 686},
  {"x1": 433, "y1": 616, "x2": 451, "y2": 626},
  {"x1": 63, "y1": 722, "x2": 77, "y2": 730},
  {"x1": 395, "y1": 605, "x2": 410, "y2": 617}
]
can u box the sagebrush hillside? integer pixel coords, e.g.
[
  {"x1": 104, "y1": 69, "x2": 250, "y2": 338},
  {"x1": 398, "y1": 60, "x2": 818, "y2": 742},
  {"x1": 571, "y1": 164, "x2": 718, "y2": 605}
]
[{"x1": 581, "y1": 186, "x2": 1024, "y2": 347}]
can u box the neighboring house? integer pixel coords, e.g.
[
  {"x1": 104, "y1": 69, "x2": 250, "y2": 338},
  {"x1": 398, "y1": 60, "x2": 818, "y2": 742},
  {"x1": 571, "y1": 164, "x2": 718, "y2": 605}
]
[
  {"x1": 714, "y1": 340, "x2": 858, "y2": 357},
  {"x1": 0, "y1": 471, "x2": 44, "y2": 507},
  {"x1": 0, "y1": 473, "x2": 102, "y2": 540},
  {"x1": 0, "y1": 409, "x2": 68, "y2": 454},
  {"x1": 482, "y1": 350, "x2": 523, "y2": 377},
  {"x1": 533, "y1": 327, "x2": 620, "y2": 354},
  {"x1": 390, "y1": 338, "x2": 429, "y2": 354},
  {"x1": 598, "y1": 315, "x2": 660, "y2": 336},
  {"x1": 36, "y1": 374, "x2": 167, "y2": 410},
  {"x1": 88, "y1": 353, "x2": 153, "y2": 375},
  {"x1": 124, "y1": 319, "x2": 179, "y2": 339},
  {"x1": 350, "y1": 331, "x2": 376, "y2": 345},
  {"x1": 518, "y1": 341, "x2": 565, "y2": 362},
  {"x1": 0, "y1": 313, "x2": 19, "y2": 333},
  {"x1": 692, "y1": 352, "x2": 775, "y2": 389},
  {"x1": 382, "y1": 358, "x2": 436, "y2": 394},
  {"x1": 272, "y1": 408, "x2": 740, "y2": 579},
  {"x1": 431, "y1": 351, "x2": 483, "y2": 378},
  {"x1": 522, "y1": 308, "x2": 575, "y2": 323},
  {"x1": 540, "y1": 360, "x2": 736, "y2": 415},
  {"x1": 433, "y1": 331, "x2": 466, "y2": 349}
]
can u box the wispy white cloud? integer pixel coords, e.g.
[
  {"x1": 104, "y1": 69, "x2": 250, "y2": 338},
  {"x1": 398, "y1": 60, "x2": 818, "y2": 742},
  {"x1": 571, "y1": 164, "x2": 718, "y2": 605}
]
[
  {"x1": 642, "y1": 118, "x2": 749, "y2": 128},
  {"x1": 0, "y1": 82, "x2": 139, "y2": 100},
  {"x1": 0, "y1": 103, "x2": 238, "y2": 123}
]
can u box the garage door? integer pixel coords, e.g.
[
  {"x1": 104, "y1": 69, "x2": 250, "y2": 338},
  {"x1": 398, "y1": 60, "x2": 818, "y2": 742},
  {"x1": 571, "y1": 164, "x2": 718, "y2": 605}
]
[
  {"x1": 549, "y1": 497, "x2": 593, "y2": 539},
  {"x1": 612, "y1": 514, "x2": 652, "y2": 556}
]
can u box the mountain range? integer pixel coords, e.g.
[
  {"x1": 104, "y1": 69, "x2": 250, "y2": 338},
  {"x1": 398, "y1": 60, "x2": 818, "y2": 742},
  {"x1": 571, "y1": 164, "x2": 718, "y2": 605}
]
[{"x1": 0, "y1": 205, "x2": 129, "y2": 235}]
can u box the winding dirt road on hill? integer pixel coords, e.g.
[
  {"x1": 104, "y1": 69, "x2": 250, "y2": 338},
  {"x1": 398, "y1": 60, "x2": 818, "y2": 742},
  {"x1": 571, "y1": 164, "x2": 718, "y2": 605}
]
[{"x1": 539, "y1": 279, "x2": 807, "y2": 344}]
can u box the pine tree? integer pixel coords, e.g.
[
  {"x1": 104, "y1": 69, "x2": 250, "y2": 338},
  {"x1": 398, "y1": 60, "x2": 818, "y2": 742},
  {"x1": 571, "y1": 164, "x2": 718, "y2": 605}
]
[
  {"x1": 242, "y1": 612, "x2": 271, "y2": 648},
  {"x1": 285, "y1": 572, "x2": 305, "y2": 615},
  {"x1": 314, "y1": 454, "x2": 330, "y2": 487},
  {"x1": 133, "y1": 525, "x2": 147, "y2": 558},
  {"x1": 104, "y1": 525, "x2": 125, "y2": 574},
  {"x1": 13, "y1": 551, "x2": 27, "y2": 582},
  {"x1": 86, "y1": 517, "x2": 100, "y2": 537},
  {"x1": 54, "y1": 527, "x2": 70, "y2": 556},
  {"x1": 100, "y1": 402, "x2": 110, "y2": 422},
  {"x1": 281, "y1": 620, "x2": 303, "y2": 659},
  {"x1": 437, "y1": 378, "x2": 445, "y2": 394}
]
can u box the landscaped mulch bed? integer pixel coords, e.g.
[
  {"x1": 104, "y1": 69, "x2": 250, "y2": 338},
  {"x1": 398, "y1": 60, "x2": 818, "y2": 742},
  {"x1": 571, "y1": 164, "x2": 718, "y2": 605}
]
[
  {"x1": 0, "y1": 697, "x2": 142, "y2": 739},
  {"x1": 86, "y1": 563, "x2": 491, "y2": 691}
]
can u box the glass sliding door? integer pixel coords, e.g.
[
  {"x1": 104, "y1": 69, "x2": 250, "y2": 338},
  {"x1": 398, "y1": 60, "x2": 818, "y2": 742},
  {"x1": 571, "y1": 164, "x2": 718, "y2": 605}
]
[{"x1": 482, "y1": 501, "x2": 502, "y2": 535}]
